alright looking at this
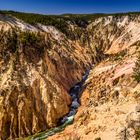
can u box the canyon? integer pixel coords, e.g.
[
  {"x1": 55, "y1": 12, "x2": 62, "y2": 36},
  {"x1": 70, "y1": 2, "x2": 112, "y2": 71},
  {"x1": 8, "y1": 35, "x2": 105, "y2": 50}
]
[{"x1": 0, "y1": 12, "x2": 140, "y2": 140}]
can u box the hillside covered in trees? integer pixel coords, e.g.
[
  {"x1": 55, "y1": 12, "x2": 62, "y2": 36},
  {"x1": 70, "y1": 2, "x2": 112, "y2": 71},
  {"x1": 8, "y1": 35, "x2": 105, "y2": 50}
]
[{"x1": 1, "y1": 10, "x2": 140, "y2": 40}]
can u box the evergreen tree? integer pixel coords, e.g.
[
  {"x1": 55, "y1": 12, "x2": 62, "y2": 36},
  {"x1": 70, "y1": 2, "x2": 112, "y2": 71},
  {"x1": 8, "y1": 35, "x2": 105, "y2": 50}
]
[{"x1": 133, "y1": 52, "x2": 140, "y2": 82}]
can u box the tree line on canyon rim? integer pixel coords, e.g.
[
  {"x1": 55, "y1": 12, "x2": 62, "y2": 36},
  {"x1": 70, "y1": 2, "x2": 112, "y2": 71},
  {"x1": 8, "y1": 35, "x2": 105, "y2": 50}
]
[
  {"x1": 0, "y1": 9, "x2": 140, "y2": 84},
  {"x1": 1, "y1": 10, "x2": 140, "y2": 40},
  {"x1": 0, "y1": 10, "x2": 140, "y2": 83},
  {"x1": 1, "y1": 9, "x2": 140, "y2": 76}
]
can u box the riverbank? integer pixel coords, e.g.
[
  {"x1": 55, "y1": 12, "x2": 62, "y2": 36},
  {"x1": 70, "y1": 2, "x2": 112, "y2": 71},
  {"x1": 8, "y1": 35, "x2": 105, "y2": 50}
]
[{"x1": 21, "y1": 69, "x2": 90, "y2": 140}]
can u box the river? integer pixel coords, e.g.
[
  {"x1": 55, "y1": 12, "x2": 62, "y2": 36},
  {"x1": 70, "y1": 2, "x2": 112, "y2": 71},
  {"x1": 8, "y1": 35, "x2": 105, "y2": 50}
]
[{"x1": 26, "y1": 69, "x2": 90, "y2": 140}]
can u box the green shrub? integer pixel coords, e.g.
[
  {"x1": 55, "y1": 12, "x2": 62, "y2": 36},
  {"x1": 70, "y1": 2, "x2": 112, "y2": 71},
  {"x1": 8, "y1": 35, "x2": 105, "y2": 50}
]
[
  {"x1": 110, "y1": 49, "x2": 127, "y2": 61},
  {"x1": 135, "y1": 129, "x2": 140, "y2": 140},
  {"x1": 95, "y1": 138, "x2": 101, "y2": 140},
  {"x1": 133, "y1": 52, "x2": 140, "y2": 82}
]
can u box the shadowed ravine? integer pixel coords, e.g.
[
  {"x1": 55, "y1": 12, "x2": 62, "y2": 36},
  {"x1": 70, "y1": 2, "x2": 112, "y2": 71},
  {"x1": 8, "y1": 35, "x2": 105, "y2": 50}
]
[{"x1": 24, "y1": 69, "x2": 90, "y2": 140}]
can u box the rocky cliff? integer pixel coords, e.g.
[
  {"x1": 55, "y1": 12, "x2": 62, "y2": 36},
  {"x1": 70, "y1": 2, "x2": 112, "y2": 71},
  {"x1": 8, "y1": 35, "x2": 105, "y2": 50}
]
[
  {"x1": 48, "y1": 14, "x2": 140, "y2": 140},
  {"x1": 0, "y1": 14, "x2": 94, "y2": 139},
  {"x1": 0, "y1": 12, "x2": 140, "y2": 140}
]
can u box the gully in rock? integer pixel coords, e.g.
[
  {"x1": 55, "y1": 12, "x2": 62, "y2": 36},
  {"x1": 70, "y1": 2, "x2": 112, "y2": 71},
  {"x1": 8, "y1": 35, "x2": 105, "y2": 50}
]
[
  {"x1": 29, "y1": 69, "x2": 90, "y2": 140},
  {"x1": 60, "y1": 68, "x2": 90, "y2": 124}
]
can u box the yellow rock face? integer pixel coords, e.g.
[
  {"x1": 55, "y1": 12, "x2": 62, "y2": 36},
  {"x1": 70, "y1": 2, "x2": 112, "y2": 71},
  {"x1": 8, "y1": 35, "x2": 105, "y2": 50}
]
[
  {"x1": 1, "y1": 13, "x2": 140, "y2": 140},
  {"x1": 48, "y1": 15, "x2": 140, "y2": 140},
  {"x1": 0, "y1": 20, "x2": 93, "y2": 139}
]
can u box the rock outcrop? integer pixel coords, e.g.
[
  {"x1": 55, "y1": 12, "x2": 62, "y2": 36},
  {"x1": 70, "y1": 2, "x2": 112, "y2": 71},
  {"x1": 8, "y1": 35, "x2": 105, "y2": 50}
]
[
  {"x1": 48, "y1": 14, "x2": 140, "y2": 140},
  {"x1": 0, "y1": 14, "x2": 93, "y2": 139},
  {"x1": 1, "y1": 12, "x2": 140, "y2": 140}
]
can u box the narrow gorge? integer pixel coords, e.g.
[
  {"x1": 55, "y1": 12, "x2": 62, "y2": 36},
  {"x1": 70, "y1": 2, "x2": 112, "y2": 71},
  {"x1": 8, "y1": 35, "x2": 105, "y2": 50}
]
[
  {"x1": 0, "y1": 11, "x2": 140, "y2": 140},
  {"x1": 27, "y1": 70, "x2": 90, "y2": 140}
]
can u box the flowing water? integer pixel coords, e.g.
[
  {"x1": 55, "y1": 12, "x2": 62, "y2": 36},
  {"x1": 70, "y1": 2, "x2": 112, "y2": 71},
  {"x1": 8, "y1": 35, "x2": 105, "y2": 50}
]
[{"x1": 25, "y1": 69, "x2": 90, "y2": 140}]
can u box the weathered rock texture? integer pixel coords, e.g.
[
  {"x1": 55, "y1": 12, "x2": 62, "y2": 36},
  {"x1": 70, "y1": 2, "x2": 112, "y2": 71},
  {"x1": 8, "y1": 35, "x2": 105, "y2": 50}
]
[
  {"x1": 0, "y1": 15, "x2": 94, "y2": 139},
  {"x1": 48, "y1": 15, "x2": 140, "y2": 140},
  {"x1": 1, "y1": 13, "x2": 140, "y2": 140}
]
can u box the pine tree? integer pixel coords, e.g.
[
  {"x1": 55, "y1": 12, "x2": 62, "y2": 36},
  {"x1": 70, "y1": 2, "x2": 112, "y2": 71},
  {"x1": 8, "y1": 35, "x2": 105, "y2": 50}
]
[{"x1": 133, "y1": 52, "x2": 140, "y2": 82}]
